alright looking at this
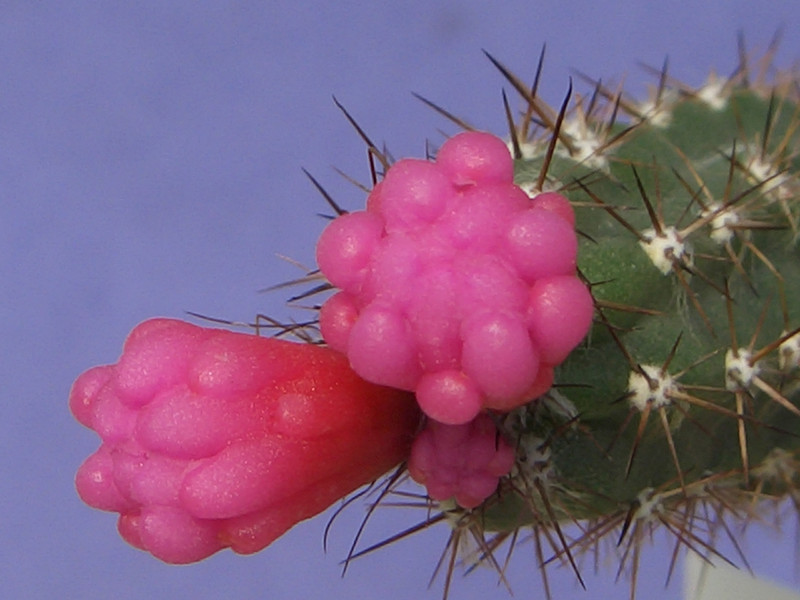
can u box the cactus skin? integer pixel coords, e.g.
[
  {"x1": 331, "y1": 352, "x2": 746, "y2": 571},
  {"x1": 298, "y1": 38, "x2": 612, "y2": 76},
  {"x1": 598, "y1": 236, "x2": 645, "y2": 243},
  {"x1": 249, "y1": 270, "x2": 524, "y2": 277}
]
[
  {"x1": 488, "y1": 60, "x2": 800, "y2": 509},
  {"x1": 318, "y1": 50, "x2": 800, "y2": 598},
  {"x1": 446, "y1": 57, "x2": 799, "y2": 595}
]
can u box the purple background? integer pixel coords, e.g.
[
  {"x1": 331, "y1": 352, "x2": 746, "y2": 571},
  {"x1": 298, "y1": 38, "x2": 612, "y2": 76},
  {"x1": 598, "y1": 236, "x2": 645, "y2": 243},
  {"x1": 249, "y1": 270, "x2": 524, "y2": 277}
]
[{"x1": 3, "y1": 2, "x2": 799, "y2": 599}]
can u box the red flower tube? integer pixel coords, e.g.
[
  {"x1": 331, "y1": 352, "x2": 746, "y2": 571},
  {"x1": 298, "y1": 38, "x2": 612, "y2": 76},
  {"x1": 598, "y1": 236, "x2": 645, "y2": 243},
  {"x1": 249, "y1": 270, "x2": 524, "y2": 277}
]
[{"x1": 70, "y1": 318, "x2": 420, "y2": 563}]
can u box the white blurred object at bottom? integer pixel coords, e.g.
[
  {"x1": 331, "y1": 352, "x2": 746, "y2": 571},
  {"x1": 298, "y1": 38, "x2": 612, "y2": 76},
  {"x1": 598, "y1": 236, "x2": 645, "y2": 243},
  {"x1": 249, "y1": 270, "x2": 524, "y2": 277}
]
[{"x1": 685, "y1": 553, "x2": 800, "y2": 600}]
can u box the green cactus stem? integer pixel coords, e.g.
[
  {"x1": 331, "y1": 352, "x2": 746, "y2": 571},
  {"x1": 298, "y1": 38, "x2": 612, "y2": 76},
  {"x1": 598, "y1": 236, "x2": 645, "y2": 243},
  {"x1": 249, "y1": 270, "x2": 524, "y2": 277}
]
[
  {"x1": 305, "y1": 44, "x2": 800, "y2": 600},
  {"x1": 452, "y1": 52, "x2": 797, "y2": 598}
]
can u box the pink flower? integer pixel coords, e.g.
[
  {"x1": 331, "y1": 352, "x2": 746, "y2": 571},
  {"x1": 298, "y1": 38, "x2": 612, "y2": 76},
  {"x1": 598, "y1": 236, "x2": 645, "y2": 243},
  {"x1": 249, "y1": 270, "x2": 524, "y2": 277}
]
[
  {"x1": 316, "y1": 131, "x2": 593, "y2": 425},
  {"x1": 70, "y1": 318, "x2": 420, "y2": 563},
  {"x1": 408, "y1": 414, "x2": 515, "y2": 509}
]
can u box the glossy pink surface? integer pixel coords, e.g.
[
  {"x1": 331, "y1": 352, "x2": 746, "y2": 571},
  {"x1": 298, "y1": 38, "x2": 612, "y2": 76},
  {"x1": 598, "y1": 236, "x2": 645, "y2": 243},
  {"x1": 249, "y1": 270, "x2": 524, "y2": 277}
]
[
  {"x1": 408, "y1": 413, "x2": 515, "y2": 509},
  {"x1": 317, "y1": 131, "x2": 593, "y2": 424},
  {"x1": 70, "y1": 318, "x2": 419, "y2": 563}
]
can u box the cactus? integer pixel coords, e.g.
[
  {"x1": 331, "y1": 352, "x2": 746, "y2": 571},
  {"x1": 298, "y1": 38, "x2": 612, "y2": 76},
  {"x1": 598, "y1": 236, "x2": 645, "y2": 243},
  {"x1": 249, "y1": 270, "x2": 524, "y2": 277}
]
[
  {"x1": 70, "y1": 40, "x2": 800, "y2": 599},
  {"x1": 304, "y1": 46, "x2": 800, "y2": 598}
]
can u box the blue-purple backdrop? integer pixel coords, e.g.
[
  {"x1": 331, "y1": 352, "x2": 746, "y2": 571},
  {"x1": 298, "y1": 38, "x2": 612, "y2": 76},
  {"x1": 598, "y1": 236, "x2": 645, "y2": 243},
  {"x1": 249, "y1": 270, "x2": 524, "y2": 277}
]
[{"x1": 3, "y1": 2, "x2": 799, "y2": 599}]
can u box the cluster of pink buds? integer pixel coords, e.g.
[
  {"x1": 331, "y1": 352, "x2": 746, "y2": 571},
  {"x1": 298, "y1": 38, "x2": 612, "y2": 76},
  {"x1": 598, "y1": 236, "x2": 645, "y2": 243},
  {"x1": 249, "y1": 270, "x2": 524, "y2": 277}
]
[{"x1": 316, "y1": 131, "x2": 593, "y2": 508}]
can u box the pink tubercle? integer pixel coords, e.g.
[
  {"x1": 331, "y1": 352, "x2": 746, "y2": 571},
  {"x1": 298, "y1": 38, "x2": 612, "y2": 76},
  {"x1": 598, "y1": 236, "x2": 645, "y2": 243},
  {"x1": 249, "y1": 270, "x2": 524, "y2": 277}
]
[
  {"x1": 504, "y1": 207, "x2": 578, "y2": 282},
  {"x1": 314, "y1": 210, "x2": 384, "y2": 292},
  {"x1": 318, "y1": 291, "x2": 358, "y2": 353},
  {"x1": 114, "y1": 318, "x2": 210, "y2": 408},
  {"x1": 435, "y1": 131, "x2": 514, "y2": 187},
  {"x1": 415, "y1": 370, "x2": 482, "y2": 426},
  {"x1": 408, "y1": 413, "x2": 515, "y2": 509},
  {"x1": 461, "y1": 310, "x2": 540, "y2": 410},
  {"x1": 529, "y1": 191, "x2": 576, "y2": 226},
  {"x1": 526, "y1": 275, "x2": 594, "y2": 365},
  {"x1": 346, "y1": 304, "x2": 422, "y2": 390},
  {"x1": 378, "y1": 158, "x2": 454, "y2": 232}
]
